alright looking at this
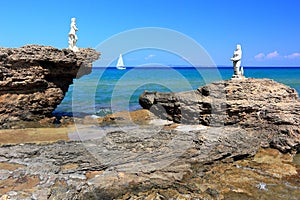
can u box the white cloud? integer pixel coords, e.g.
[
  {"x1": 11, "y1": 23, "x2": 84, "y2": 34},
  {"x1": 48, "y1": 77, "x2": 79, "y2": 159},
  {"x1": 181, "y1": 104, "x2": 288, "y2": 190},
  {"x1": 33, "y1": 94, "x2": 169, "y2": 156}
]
[
  {"x1": 254, "y1": 51, "x2": 300, "y2": 63},
  {"x1": 145, "y1": 54, "x2": 156, "y2": 60},
  {"x1": 254, "y1": 53, "x2": 265, "y2": 60},
  {"x1": 254, "y1": 51, "x2": 280, "y2": 60},
  {"x1": 266, "y1": 51, "x2": 279, "y2": 59},
  {"x1": 284, "y1": 53, "x2": 300, "y2": 59}
]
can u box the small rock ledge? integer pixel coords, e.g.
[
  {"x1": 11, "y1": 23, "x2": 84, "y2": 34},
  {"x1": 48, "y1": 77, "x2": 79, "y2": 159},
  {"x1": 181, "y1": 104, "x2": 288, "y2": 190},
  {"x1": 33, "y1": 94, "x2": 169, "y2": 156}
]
[{"x1": 0, "y1": 45, "x2": 100, "y2": 128}]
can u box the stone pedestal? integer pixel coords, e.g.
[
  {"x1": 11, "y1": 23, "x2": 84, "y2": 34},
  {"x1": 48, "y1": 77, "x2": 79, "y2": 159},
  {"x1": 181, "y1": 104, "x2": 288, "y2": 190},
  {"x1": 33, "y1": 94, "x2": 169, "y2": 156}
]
[{"x1": 231, "y1": 74, "x2": 246, "y2": 79}]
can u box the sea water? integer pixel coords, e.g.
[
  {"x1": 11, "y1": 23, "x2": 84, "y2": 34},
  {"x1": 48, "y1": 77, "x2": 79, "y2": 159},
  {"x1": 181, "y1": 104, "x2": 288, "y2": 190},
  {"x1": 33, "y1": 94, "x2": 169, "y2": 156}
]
[{"x1": 53, "y1": 67, "x2": 300, "y2": 117}]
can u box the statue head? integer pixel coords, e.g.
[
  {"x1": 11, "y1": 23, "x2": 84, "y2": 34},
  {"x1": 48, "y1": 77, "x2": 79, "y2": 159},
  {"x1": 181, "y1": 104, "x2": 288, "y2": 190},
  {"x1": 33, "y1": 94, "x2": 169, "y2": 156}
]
[
  {"x1": 71, "y1": 18, "x2": 76, "y2": 23},
  {"x1": 236, "y1": 44, "x2": 241, "y2": 50}
]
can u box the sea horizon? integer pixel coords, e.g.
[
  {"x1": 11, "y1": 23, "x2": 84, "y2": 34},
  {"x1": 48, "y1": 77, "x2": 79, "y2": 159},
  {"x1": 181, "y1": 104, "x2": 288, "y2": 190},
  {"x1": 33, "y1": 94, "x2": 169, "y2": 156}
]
[
  {"x1": 54, "y1": 66, "x2": 300, "y2": 118},
  {"x1": 93, "y1": 65, "x2": 300, "y2": 69}
]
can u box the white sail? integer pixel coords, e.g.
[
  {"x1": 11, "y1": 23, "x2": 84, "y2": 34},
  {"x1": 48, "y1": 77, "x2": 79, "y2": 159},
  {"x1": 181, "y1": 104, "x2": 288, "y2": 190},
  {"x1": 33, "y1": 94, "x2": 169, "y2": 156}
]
[{"x1": 116, "y1": 54, "x2": 125, "y2": 70}]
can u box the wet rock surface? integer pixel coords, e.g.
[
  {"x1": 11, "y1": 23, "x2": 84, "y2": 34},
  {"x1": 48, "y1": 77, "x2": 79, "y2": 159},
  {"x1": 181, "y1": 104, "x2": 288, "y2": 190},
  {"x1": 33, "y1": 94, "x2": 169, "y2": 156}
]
[{"x1": 0, "y1": 45, "x2": 100, "y2": 128}]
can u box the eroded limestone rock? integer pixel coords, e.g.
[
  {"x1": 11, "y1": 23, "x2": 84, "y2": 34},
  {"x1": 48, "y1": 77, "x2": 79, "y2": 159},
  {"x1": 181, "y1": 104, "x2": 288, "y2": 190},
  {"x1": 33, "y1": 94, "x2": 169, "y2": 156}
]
[
  {"x1": 140, "y1": 78, "x2": 300, "y2": 152},
  {"x1": 0, "y1": 45, "x2": 100, "y2": 128}
]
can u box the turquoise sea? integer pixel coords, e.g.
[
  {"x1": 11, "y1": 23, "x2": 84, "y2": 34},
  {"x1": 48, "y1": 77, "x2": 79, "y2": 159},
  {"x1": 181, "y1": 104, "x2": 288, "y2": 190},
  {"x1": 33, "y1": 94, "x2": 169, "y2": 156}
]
[{"x1": 53, "y1": 67, "x2": 300, "y2": 117}]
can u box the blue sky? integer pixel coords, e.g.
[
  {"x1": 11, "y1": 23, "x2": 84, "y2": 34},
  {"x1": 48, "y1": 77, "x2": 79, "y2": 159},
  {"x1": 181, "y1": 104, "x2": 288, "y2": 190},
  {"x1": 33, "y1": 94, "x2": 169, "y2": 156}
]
[{"x1": 0, "y1": 0, "x2": 299, "y2": 66}]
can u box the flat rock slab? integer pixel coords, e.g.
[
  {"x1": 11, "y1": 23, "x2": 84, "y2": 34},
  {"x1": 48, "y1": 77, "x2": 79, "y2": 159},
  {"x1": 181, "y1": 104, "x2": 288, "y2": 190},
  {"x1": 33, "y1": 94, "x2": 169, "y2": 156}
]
[{"x1": 0, "y1": 120, "x2": 299, "y2": 199}]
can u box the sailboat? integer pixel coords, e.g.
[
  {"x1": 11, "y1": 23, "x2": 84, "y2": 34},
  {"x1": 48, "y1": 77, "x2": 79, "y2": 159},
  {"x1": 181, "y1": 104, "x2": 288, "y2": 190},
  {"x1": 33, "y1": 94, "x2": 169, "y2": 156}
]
[{"x1": 116, "y1": 54, "x2": 126, "y2": 70}]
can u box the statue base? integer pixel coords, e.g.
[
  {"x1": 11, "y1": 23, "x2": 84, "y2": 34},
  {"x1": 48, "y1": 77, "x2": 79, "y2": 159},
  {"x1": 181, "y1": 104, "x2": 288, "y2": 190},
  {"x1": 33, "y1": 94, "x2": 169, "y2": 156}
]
[
  {"x1": 69, "y1": 46, "x2": 79, "y2": 52},
  {"x1": 231, "y1": 74, "x2": 246, "y2": 80}
]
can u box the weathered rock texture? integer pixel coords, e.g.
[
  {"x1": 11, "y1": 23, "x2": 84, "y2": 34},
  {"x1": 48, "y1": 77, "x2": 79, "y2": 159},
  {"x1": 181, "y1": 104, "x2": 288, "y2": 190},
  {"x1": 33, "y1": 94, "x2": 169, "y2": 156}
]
[
  {"x1": 0, "y1": 45, "x2": 100, "y2": 128},
  {"x1": 1, "y1": 79, "x2": 300, "y2": 199},
  {"x1": 140, "y1": 78, "x2": 300, "y2": 152},
  {"x1": 1, "y1": 125, "x2": 300, "y2": 199}
]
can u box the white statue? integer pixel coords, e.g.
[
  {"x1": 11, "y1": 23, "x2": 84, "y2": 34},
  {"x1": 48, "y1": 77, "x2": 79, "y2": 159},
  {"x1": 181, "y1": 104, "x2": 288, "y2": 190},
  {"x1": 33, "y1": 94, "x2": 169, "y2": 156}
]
[
  {"x1": 230, "y1": 44, "x2": 244, "y2": 78},
  {"x1": 68, "y1": 18, "x2": 79, "y2": 52}
]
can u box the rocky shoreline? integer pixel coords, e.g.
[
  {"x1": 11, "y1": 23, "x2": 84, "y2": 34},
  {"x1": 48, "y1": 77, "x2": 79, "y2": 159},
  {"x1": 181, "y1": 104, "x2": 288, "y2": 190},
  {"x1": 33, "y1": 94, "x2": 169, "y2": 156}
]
[
  {"x1": 1, "y1": 45, "x2": 300, "y2": 199},
  {"x1": 1, "y1": 121, "x2": 300, "y2": 199},
  {"x1": 0, "y1": 77, "x2": 300, "y2": 199}
]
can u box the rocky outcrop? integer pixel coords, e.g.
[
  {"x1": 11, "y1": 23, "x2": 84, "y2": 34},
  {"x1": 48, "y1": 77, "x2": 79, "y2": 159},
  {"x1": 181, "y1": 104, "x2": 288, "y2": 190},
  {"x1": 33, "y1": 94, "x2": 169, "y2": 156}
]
[
  {"x1": 0, "y1": 45, "x2": 100, "y2": 128},
  {"x1": 140, "y1": 78, "x2": 300, "y2": 152},
  {"x1": 1, "y1": 79, "x2": 300, "y2": 199}
]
